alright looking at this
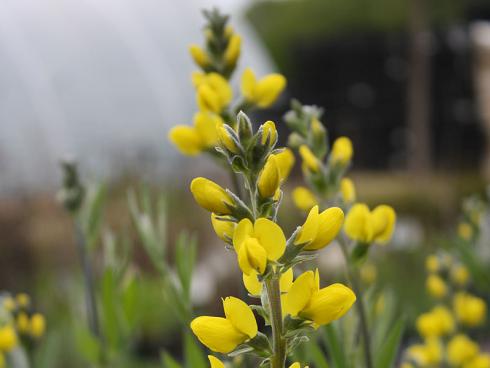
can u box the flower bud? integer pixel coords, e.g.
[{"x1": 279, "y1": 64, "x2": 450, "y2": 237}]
[
  {"x1": 189, "y1": 44, "x2": 210, "y2": 68},
  {"x1": 211, "y1": 214, "x2": 236, "y2": 242},
  {"x1": 304, "y1": 207, "x2": 344, "y2": 250},
  {"x1": 218, "y1": 125, "x2": 240, "y2": 153},
  {"x1": 260, "y1": 120, "x2": 278, "y2": 147},
  {"x1": 344, "y1": 204, "x2": 396, "y2": 244},
  {"x1": 273, "y1": 148, "x2": 295, "y2": 181},
  {"x1": 224, "y1": 34, "x2": 241, "y2": 67},
  {"x1": 190, "y1": 177, "x2": 234, "y2": 215},
  {"x1": 258, "y1": 155, "x2": 281, "y2": 198},
  {"x1": 16, "y1": 293, "x2": 30, "y2": 308},
  {"x1": 340, "y1": 178, "x2": 356, "y2": 203},
  {"x1": 331, "y1": 137, "x2": 353, "y2": 165},
  {"x1": 237, "y1": 111, "x2": 253, "y2": 142},
  {"x1": 299, "y1": 145, "x2": 320, "y2": 173},
  {"x1": 292, "y1": 187, "x2": 317, "y2": 212}
]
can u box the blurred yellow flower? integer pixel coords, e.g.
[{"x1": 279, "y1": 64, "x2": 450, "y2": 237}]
[
  {"x1": 340, "y1": 178, "x2": 356, "y2": 204},
  {"x1": 426, "y1": 274, "x2": 448, "y2": 299},
  {"x1": 190, "y1": 177, "x2": 234, "y2": 215},
  {"x1": 451, "y1": 264, "x2": 470, "y2": 287},
  {"x1": 453, "y1": 292, "x2": 487, "y2": 327},
  {"x1": 447, "y1": 334, "x2": 479, "y2": 366},
  {"x1": 208, "y1": 355, "x2": 225, "y2": 368},
  {"x1": 258, "y1": 155, "x2": 281, "y2": 198},
  {"x1": 30, "y1": 313, "x2": 46, "y2": 338},
  {"x1": 0, "y1": 325, "x2": 17, "y2": 352},
  {"x1": 2, "y1": 297, "x2": 15, "y2": 312},
  {"x1": 331, "y1": 137, "x2": 353, "y2": 165},
  {"x1": 344, "y1": 204, "x2": 396, "y2": 244},
  {"x1": 193, "y1": 72, "x2": 232, "y2": 113},
  {"x1": 292, "y1": 187, "x2": 317, "y2": 212},
  {"x1": 190, "y1": 297, "x2": 257, "y2": 354},
  {"x1": 211, "y1": 214, "x2": 236, "y2": 242},
  {"x1": 16, "y1": 312, "x2": 30, "y2": 334},
  {"x1": 299, "y1": 145, "x2": 320, "y2": 173},
  {"x1": 464, "y1": 354, "x2": 490, "y2": 368},
  {"x1": 425, "y1": 255, "x2": 440, "y2": 273},
  {"x1": 241, "y1": 68, "x2": 286, "y2": 108},
  {"x1": 407, "y1": 338, "x2": 443, "y2": 366},
  {"x1": 16, "y1": 293, "x2": 30, "y2": 308},
  {"x1": 458, "y1": 222, "x2": 473, "y2": 241},
  {"x1": 189, "y1": 44, "x2": 210, "y2": 68},
  {"x1": 416, "y1": 305, "x2": 454, "y2": 338},
  {"x1": 224, "y1": 34, "x2": 241, "y2": 67},
  {"x1": 360, "y1": 263, "x2": 377, "y2": 285}
]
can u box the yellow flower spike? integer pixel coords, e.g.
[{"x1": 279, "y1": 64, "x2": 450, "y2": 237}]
[
  {"x1": 447, "y1": 334, "x2": 479, "y2": 366},
  {"x1": 240, "y1": 68, "x2": 286, "y2": 108},
  {"x1": 331, "y1": 136, "x2": 353, "y2": 165},
  {"x1": 2, "y1": 297, "x2": 16, "y2": 312},
  {"x1": 344, "y1": 204, "x2": 373, "y2": 243},
  {"x1": 304, "y1": 207, "x2": 344, "y2": 250},
  {"x1": 451, "y1": 264, "x2": 470, "y2": 287},
  {"x1": 425, "y1": 255, "x2": 440, "y2": 273},
  {"x1": 0, "y1": 325, "x2": 17, "y2": 352},
  {"x1": 16, "y1": 312, "x2": 30, "y2": 334},
  {"x1": 217, "y1": 124, "x2": 240, "y2": 153},
  {"x1": 340, "y1": 178, "x2": 356, "y2": 204},
  {"x1": 211, "y1": 214, "x2": 236, "y2": 242},
  {"x1": 258, "y1": 155, "x2": 281, "y2": 198},
  {"x1": 426, "y1": 274, "x2": 447, "y2": 299},
  {"x1": 189, "y1": 44, "x2": 210, "y2": 68},
  {"x1": 273, "y1": 148, "x2": 295, "y2": 181},
  {"x1": 168, "y1": 125, "x2": 203, "y2": 155},
  {"x1": 243, "y1": 268, "x2": 293, "y2": 296},
  {"x1": 208, "y1": 355, "x2": 225, "y2": 368},
  {"x1": 190, "y1": 177, "x2": 234, "y2": 215},
  {"x1": 464, "y1": 354, "x2": 490, "y2": 368},
  {"x1": 292, "y1": 187, "x2": 317, "y2": 212},
  {"x1": 458, "y1": 222, "x2": 473, "y2": 240},
  {"x1": 295, "y1": 206, "x2": 320, "y2": 245},
  {"x1": 260, "y1": 120, "x2": 278, "y2": 146},
  {"x1": 224, "y1": 34, "x2": 241, "y2": 67},
  {"x1": 197, "y1": 84, "x2": 222, "y2": 113},
  {"x1": 30, "y1": 313, "x2": 46, "y2": 338},
  {"x1": 190, "y1": 297, "x2": 257, "y2": 354},
  {"x1": 299, "y1": 145, "x2": 320, "y2": 173},
  {"x1": 370, "y1": 205, "x2": 396, "y2": 244},
  {"x1": 453, "y1": 292, "x2": 487, "y2": 327},
  {"x1": 193, "y1": 112, "x2": 224, "y2": 147},
  {"x1": 238, "y1": 238, "x2": 268, "y2": 275}
]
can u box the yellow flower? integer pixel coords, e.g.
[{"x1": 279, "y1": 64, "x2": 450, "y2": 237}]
[
  {"x1": 340, "y1": 178, "x2": 356, "y2": 203},
  {"x1": 453, "y1": 292, "x2": 487, "y2": 327},
  {"x1": 292, "y1": 187, "x2": 317, "y2": 212},
  {"x1": 233, "y1": 218, "x2": 286, "y2": 275},
  {"x1": 2, "y1": 297, "x2": 15, "y2": 312},
  {"x1": 30, "y1": 314, "x2": 46, "y2": 338},
  {"x1": 208, "y1": 355, "x2": 225, "y2": 368},
  {"x1": 241, "y1": 68, "x2": 286, "y2": 108},
  {"x1": 260, "y1": 120, "x2": 278, "y2": 147},
  {"x1": 299, "y1": 145, "x2": 320, "y2": 173},
  {"x1": 193, "y1": 72, "x2": 232, "y2": 113},
  {"x1": 451, "y1": 264, "x2": 470, "y2": 287},
  {"x1": 295, "y1": 205, "x2": 344, "y2": 250},
  {"x1": 190, "y1": 297, "x2": 257, "y2": 353},
  {"x1": 289, "y1": 363, "x2": 309, "y2": 368},
  {"x1": 211, "y1": 214, "x2": 236, "y2": 242},
  {"x1": 0, "y1": 325, "x2": 17, "y2": 352},
  {"x1": 16, "y1": 293, "x2": 30, "y2": 309},
  {"x1": 331, "y1": 137, "x2": 353, "y2": 165},
  {"x1": 190, "y1": 177, "x2": 234, "y2": 215},
  {"x1": 407, "y1": 338, "x2": 443, "y2": 366},
  {"x1": 458, "y1": 222, "x2": 473, "y2": 241},
  {"x1": 426, "y1": 274, "x2": 448, "y2": 299},
  {"x1": 217, "y1": 125, "x2": 240, "y2": 153},
  {"x1": 168, "y1": 126, "x2": 203, "y2": 155},
  {"x1": 344, "y1": 204, "x2": 396, "y2": 244},
  {"x1": 360, "y1": 263, "x2": 377, "y2": 285},
  {"x1": 273, "y1": 148, "x2": 295, "y2": 181},
  {"x1": 447, "y1": 334, "x2": 479, "y2": 366},
  {"x1": 464, "y1": 354, "x2": 490, "y2": 368},
  {"x1": 242, "y1": 268, "x2": 294, "y2": 296},
  {"x1": 425, "y1": 255, "x2": 440, "y2": 273},
  {"x1": 16, "y1": 313, "x2": 30, "y2": 334},
  {"x1": 258, "y1": 155, "x2": 281, "y2": 198},
  {"x1": 189, "y1": 44, "x2": 210, "y2": 68},
  {"x1": 224, "y1": 34, "x2": 241, "y2": 67},
  {"x1": 284, "y1": 269, "x2": 356, "y2": 326},
  {"x1": 416, "y1": 305, "x2": 454, "y2": 338}
]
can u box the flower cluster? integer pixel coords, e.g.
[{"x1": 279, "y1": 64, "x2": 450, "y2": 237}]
[{"x1": 401, "y1": 253, "x2": 488, "y2": 368}]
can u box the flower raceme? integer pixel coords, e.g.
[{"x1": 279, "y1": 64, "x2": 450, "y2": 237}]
[
  {"x1": 284, "y1": 269, "x2": 356, "y2": 326},
  {"x1": 190, "y1": 177, "x2": 234, "y2": 215},
  {"x1": 233, "y1": 218, "x2": 286, "y2": 275},
  {"x1": 241, "y1": 68, "x2": 286, "y2": 108},
  {"x1": 190, "y1": 297, "x2": 258, "y2": 354},
  {"x1": 344, "y1": 203, "x2": 396, "y2": 245}
]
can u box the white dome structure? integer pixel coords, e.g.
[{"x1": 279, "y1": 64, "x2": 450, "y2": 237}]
[{"x1": 0, "y1": 0, "x2": 274, "y2": 195}]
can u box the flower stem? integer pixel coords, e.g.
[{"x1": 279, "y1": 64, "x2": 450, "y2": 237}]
[
  {"x1": 265, "y1": 276, "x2": 286, "y2": 368},
  {"x1": 338, "y1": 238, "x2": 373, "y2": 368}
]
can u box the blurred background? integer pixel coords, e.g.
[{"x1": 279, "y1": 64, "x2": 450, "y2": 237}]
[{"x1": 1, "y1": 0, "x2": 490, "y2": 366}]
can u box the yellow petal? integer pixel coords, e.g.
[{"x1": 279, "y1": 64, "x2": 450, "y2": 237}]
[
  {"x1": 0, "y1": 325, "x2": 17, "y2": 352},
  {"x1": 299, "y1": 145, "x2": 320, "y2": 172},
  {"x1": 223, "y1": 296, "x2": 258, "y2": 339},
  {"x1": 254, "y1": 218, "x2": 286, "y2": 260},
  {"x1": 292, "y1": 186, "x2": 317, "y2": 212},
  {"x1": 254, "y1": 74, "x2": 286, "y2": 108},
  {"x1": 284, "y1": 270, "x2": 316, "y2": 317},
  {"x1": 371, "y1": 205, "x2": 396, "y2": 244},
  {"x1": 260, "y1": 120, "x2": 278, "y2": 146},
  {"x1": 305, "y1": 207, "x2": 344, "y2": 250},
  {"x1": 340, "y1": 178, "x2": 356, "y2": 203},
  {"x1": 301, "y1": 283, "x2": 356, "y2": 325},
  {"x1": 243, "y1": 272, "x2": 262, "y2": 296},
  {"x1": 289, "y1": 364, "x2": 301, "y2": 368},
  {"x1": 295, "y1": 205, "x2": 320, "y2": 246},
  {"x1": 206, "y1": 73, "x2": 233, "y2": 107},
  {"x1": 194, "y1": 112, "x2": 224, "y2": 147},
  {"x1": 208, "y1": 355, "x2": 225, "y2": 368},
  {"x1": 224, "y1": 34, "x2": 241, "y2": 67},
  {"x1": 190, "y1": 177, "x2": 233, "y2": 214},
  {"x1": 426, "y1": 274, "x2": 447, "y2": 299},
  {"x1": 447, "y1": 334, "x2": 478, "y2": 366},
  {"x1": 217, "y1": 124, "x2": 240, "y2": 153},
  {"x1": 241, "y1": 68, "x2": 256, "y2": 101},
  {"x1": 344, "y1": 203, "x2": 373, "y2": 243},
  {"x1": 29, "y1": 313, "x2": 46, "y2": 338},
  {"x1": 274, "y1": 148, "x2": 295, "y2": 181},
  {"x1": 197, "y1": 84, "x2": 222, "y2": 113},
  {"x1": 331, "y1": 136, "x2": 353, "y2": 165},
  {"x1": 258, "y1": 155, "x2": 281, "y2": 198},
  {"x1": 233, "y1": 218, "x2": 254, "y2": 252},
  {"x1": 211, "y1": 214, "x2": 236, "y2": 242},
  {"x1": 189, "y1": 44, "x2": 210, "y2": 68},
  {"x1": 190, "y1": 316, "x2": 245, "y2": 353},
  {"x1": 279, "y1": 268, "x2": 294, "y2": 292},
  {"x1": 238, "y1": 238, "x2": 267, "y2": 275},
  {"x1": 168, "y1": 125, "x2": 203, "y2": 155}
]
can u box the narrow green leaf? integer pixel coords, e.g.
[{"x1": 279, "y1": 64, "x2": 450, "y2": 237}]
[
  {"x1": 323, "y1": 323, "x2": 346, "y2": 368},
  {"x1": 304, "y1": 338, "x2": 329, "y2": 368},
  {"x1": 184, "y1": 332, "x2": 207, "y2": 368},
  {"x1": 374, "y1": 318, "x2": 405, "y2": 368},
  {"x1": 161, "y1": 352, "x2": 183, "y2": 368}
]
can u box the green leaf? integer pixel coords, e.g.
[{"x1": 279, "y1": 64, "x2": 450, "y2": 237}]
[
  {"x1": 175, "y1": 232, "x2": 197, "y2": 301},
  {"x1": 101, "y1": 269, "x2": 122, "y2": 348},
  {"x1": 184, "y1": 332, "x2": 207, "y2": 368},
  {"x1": 74, "y1": 325, "x2": 101, "y2": 364},
  {"x1": 161, "y1": 352, "x2": 183, "y2": 368},
  {"x1": 323, "y1": 323, "x2": 347, "y2": 368},
  {"x1": 304, "y1": 337, "x2": 329, "y2": 368},
  {"x1": 84, "y1": 182, "x2": 107, "y2": 251},
  {"x1": 374, "y1": 318, "x2": 405, "y2": 368}
]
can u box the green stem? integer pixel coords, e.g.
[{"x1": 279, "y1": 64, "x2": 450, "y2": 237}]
[
  {"x1": 338, "y1": 238, "x2": 373, "y2": 368},
  {"x1": 265, "y1": 276, "x2": 286, "y2": 368}
]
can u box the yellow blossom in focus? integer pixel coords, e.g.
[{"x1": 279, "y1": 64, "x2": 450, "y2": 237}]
[
  {"x1": 189, "y1": 44, "x2": 210, "y2": 68},
  {"x1": 208, "y1": 355, "x2": 225, "y2": 368},
  {"x1": 273, "y1": 148, "x2": 295, "y2": 181},
  {"x1": 451, "y1": 264, "x2": 470, "y2": 287},
  {"x1": 284, "y1": 269, "x2": 356, "y2": 326},
  {"x1": 190, "y1": 296, "x2": 257, "y2": 353},
  {"x1": 224, "y1": 34, "x2": 241, "y2": 67},
  {"x1": 458, "y1": 222, "x2": 473, "y2": 241},
  {"x1": 331, "y1": 137, "x2": 353, "y2": 165},
  {"x1": 344, "y1": 204, "x2": 396, "y2": 244},
  {"x1": 258, "y1": 155, "x2": 281, "y2": 198},
  {"x1": 299, "y1": 145, "x2": 320, "y2": 173},
  {"x1": 425, "y1": 255, "x2": 440, "y2": 273},
  {"x1": 453, "y1": 292, "x2": 487, "y2": 327},
  {"x1": 241, "y1": 68, "x2": 286, "y2": 108},
  {"x1": 340, "y1": 178, "x2": 356, "y2": 204},
  {"x1": 233, "y1": 218, "x2": 286, "y2": 275},
  {"x1": 447, "y1": 334, "x2": 479, "y2": 366},
  {"x1": 292, "y1": 187, "x2": 317, "y2": 212},
  {"x1": 0, "y1": 325, "x2": 17, "y2": 352},
  {"x1": 295, "y1": 205, "x2": 344, "y2": 250},
  {"x1": 242, "y1": 268, "x2": 293, "y2": 296},
  {"x1": 30, "y1": 313, "x2": 46, "y2": 338},
  {"x1": 190, "y1": 177, "x2": 234, "y2": 215},
  {"x1": 426, "y1": 274, "x2": 448, "y2": 299},
  {"x1": 211, "y1": 214, "x2": 236, "y2": 242}
]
